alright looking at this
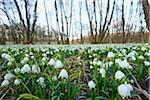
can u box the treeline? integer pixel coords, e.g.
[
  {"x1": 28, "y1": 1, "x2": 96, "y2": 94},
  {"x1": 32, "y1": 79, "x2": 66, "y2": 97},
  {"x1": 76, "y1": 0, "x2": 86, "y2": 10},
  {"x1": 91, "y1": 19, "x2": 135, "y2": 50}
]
[{"x1": 0, "y1": 0, "x2": 149, "y2": 44}]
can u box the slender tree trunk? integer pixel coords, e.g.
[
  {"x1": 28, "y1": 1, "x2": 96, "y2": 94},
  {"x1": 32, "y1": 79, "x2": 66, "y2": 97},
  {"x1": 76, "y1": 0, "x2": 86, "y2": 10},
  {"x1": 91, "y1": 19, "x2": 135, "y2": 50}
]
[
  {"x1": 43, "y1": 0, "x2": 51, "y2": 44},
  {"x1": 79, "y1": 1, "x2": 83, "y2": 44},
  {"x1": 54, "y1": 0, "x2": 60, "y2": 44},
  {"x1": 85, "y1": 0, "x2": 94, "y2": 44},
  {"x1": 122, "y1": 0, "x2": 125, "y2": 43},
  {"x1": 142, "y1": 0, "x2": 150, "y2": 31}
]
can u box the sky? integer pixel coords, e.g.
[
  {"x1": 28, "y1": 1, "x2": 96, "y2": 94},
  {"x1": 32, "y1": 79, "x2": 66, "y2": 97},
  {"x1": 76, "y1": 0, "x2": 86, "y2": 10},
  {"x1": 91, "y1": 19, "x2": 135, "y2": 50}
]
[{"x1": 0, "y1": 0, "x2": 150, "y2": 39}]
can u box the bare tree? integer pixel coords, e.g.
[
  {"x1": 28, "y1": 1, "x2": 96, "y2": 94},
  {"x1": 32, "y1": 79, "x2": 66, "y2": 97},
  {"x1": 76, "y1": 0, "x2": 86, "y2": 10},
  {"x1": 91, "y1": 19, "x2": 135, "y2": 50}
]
[
  {"x1": 85, "y1": 0, "x2": 95, "y2": 43},
  {"x1": 97, "y1": 0, "x2": 116, "y2": 43},
  {"x1": 54, "y1": 0, "x2": 60, "y2": 44},
  {"x1": 122, "y1": 0, "x2": 125, "y2": 43},
  {"x1": 13, "y1": 0, "x2": 38, "y2": 44},
  {"x1": 93, "y1": 0, "x2": 97, "y2": 43},
  {"x1": 43, "y1": 0, "x2": 51, "y2": 44},
  {"x1": 142, "y1": 0, "x2": 150, "y2": 31},
  {"x1": 79, "y1": 1, "x2": 83, "y2": 44}
]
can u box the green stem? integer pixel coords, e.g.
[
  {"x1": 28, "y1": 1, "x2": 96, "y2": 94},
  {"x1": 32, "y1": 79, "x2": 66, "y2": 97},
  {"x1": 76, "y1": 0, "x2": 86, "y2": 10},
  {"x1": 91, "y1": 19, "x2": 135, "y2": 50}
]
[
  {"x1": 67, "y1": 78, "x2": 70, "y2": 100},
  {"x1": 92, "y1": 89, "x2": 95, "y2": 100}
]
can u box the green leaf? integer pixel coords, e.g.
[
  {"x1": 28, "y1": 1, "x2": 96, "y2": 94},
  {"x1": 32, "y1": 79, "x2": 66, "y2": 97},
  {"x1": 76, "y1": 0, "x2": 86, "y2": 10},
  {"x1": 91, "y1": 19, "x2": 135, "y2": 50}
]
[
  {"x1": 95, "y1": 96, "x2": 108, "y2": 100},
  {"x1": 16, "y1": 93, "x2": 41, "y2": 100}
]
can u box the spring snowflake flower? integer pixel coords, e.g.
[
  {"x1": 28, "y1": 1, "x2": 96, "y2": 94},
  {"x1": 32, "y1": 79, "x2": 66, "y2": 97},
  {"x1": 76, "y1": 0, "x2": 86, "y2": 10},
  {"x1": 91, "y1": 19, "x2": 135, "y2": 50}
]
[
  {"x1": 14, "y1": 79, "x2": 21, "y2": 85},
  {"x1": 42, "y1": 53, "x2": 47, "y2": 57},
  {"x1": 115, "y1": 70, "x2": 125, "y2": 80},
  {"x1": 88, "y1": 80, "x2": 96, "y2": 89},
  {"x1": 29, "y1": 52, "x2": 33, "y2": 55},
  {"x1": 99, "y1": 68, "x2": 106, "y2": 78},
  {"x1": 4, "y1": 73, "x2": 13, "y2": 80},
  {"x1": 96, "y1": 60, "x2": 102, "y2": 66},
  {"x1": 25, "y1": 53, "x2": 29, "y2": 57},
  {"x1": 36, "y1": 77, "x2": 45, "y2": 87},
  {"x1": 21, "y1": 57, "x2": 29, "y2": 64},
  {"x1": 58, "y1": 69, "x2": 68, "y2": 79},
  {"x1": 130, "y1": 79, "x2": 134, "y2": 84},
  {"x1": 42, "y1": 57, "x2": 47, "y2": 61},
  {"x1": 131, "y1": 56, "x2": 136, "y2": 61},
  {"x1": 117, "y1": 83, "x2": 133, "y2": 97},
  {"x1": 138, "y1": 55, "x2": 144, "y2": 60},
  {"x1": 90, "y1": 65, "x2": 93, "y2": 69},
  {"x1": 121, "y1": 49, "x2": 126, "y2": 54},
  {"x1": 31, "y1": 56, "x2": 34, "y2": 59},
  {"x1": 1, "y1": 80, "x2": 9, "y2": 87},
  {"x1": 48, "y1": 58, "x2": 56, "y2": 66},
  {"x1": 7, "y1": 61, "x2": 12, "y2": 66},
  {"x1": 141, "y1": 47, "x2": 146, "y2": 51},
  {"x1": 21, "y1": 64, "x2": 31, "y2": 74},
  {"x1": 127, "y1": 51, "x2": 137, "y2": 57},
  {"x1": 107, "y1": 52, "x2": 115, "y2": 58},
  {"x1": 144, "y1": 61, "x2": 150, "y2": 66},
  {"x1": 92, "y1": 60, "x2": 97, "y2": 65},
  {"x1": 55, "y1": 59, "x2": 63, "y2": 68},
  {"x1": 14, "y1": 68, "x2": 20, "y2": 73},
  {"x1": 145, "y1": 52, "x2": 150, "y2": 57},
  {"x1": 104, "y1": 61, "x2": 113, "y2": 68},
  {"x1": 1, "y1": 53, "x2": 11, "y2": 60},
  {"x1": 32, "y1": 65, "x2": 40, "y2": 73},
  {"x1": 119, "y1": 59, "x2": 132, "y2": 69},
  {"x1": 115, "y1": 59, "x2": 122, "y2": 64}
]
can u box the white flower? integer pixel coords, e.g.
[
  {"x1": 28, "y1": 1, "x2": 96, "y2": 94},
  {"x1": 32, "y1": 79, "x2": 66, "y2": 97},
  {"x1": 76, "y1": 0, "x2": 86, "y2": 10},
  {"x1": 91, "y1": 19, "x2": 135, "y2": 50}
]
[
  {"x1": 14, "y1": 68, "x2": 20, "y2": 73},
  {"x1": 107, "y1": 52, "x2": 115, "y2": 58},
  {"x1": 42, "y1": 53, "x2": 47, "y2": 57},
  {"x1": 55, "y1": 60, "x2": 63, "y2": 68},
  {"x1": 31, "y1": 56, "x2": 34, "y2": 59},
  {"x1": 58, "y1": 69, "x2": 68, "y2": 79},
  {"x1": 21, "y1": 57, "x2": 29, "y2": 64},
  {"x1": 14, "y1": 79, "x2": 21, "y2": 85},
  {"x1": 125, "y1": 84, "x2": 133, "y2": 91},
  {"x1": 144, "y1": 61, "x2": 150, "y2": 66},
  {"x1": 130, "y1": 79, "x2": 134, "y2": 84},
  {"x1": 131, "y1": 56, "x2": 136, "y2": 61},
  {"x1": 88, "y1": 80, "x2": 96, "y2": 89},
  {"x1": 1, "y1": 53, "x2": 11, "y2": 60},
  {"x1": 36, "y1": 77, "x2": 45, "y2": 87},
  {"x1": 1, "y1": 80, "x2": 9, "y2": 87},
  {"x1": 141, "y1": 47, "x2": 146, "y2": 51},
  {"x1": 48, "y1": 58, "x2": 56, "y2": 66},
  {"x1": 119, "y1": 59, "x2": 132, "y2": 69},
  {"x1": 127, "y1": 51, "x2": 137, "y2": 57},
  {"x1": 138, "y1": 55, "x2": 144, "y2": 60},
  {"x1": 121, "y1": 49, "x2": 126, "y2": 54},
  {"x1": 4, "y1": 73, "x2": 13, "y2": 80},
  {"x1": 90, "y1": 65, "x2": 93, "y2": 69},
  {"x1": 46, "y1": 51, "x2": 50, "y2": 54},
  {"x1": 21, "y1": 64, "x2": 31, "y2": 74},
  {"x1": 29, "y1": 52, "x2": 33, "y2": 55},
  {"x1": 32, "y1": 65, "x2": 40, "y2": 73},
  {"x1": 105, "y1": 61, "x2": 113, "y2": 68},
  {"x1": 92, "y1": 60, "x2": 97, "y2": 65},
  {"x1": 25, "y1": 53, "x2": 29, "y2": 57},
  {"x1": 42, "y1": 57, "x2": 47, "y2": 61},
  {"x1": 117, "y1": 84, "x2": 133, "y2": 97},
  {"x1": 96, "y1": 60, "x2": 102, "y2": 66},
  {"x1": 115, "y1": 59, "x2": 122, "y2": 64},
  {"x1": 115, "y1": 70, "x2": 125, "y2": 80},
  {"x1": 7, "y1": 61, "x2": 12, "y2": 66},
  {"x1": 99, "y1": 68, "x2": 105, "y2": 78},
  {"x1": 145, "y1": 52, "x2": 150, "y2": 57}
]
